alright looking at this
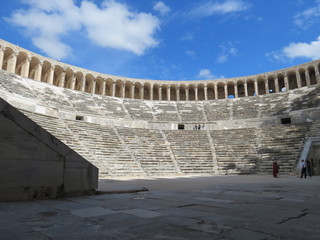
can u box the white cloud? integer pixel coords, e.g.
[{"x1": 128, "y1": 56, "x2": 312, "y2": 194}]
[
  {"x1": 294, "y1": 0, "x2": 320, "y2": 29},
  {"x1": 187, "y1": 0, "x2": 251, "y2": 18},
  {"x1": 6, "y1": 0, "x2": 160, "y2": 59},
  {"x1": 181, "y1": 32, "x2": 195, "y2": 41},
  {"x1": 197, "y1": 69, "x2": 224, "y2": 79},
  {"x1": 153, "y1": 1, "x2": 170, "y2": 16},
  {"x1": 186, "y1": 50, "x2": 196, "y2": 58},
  {"x1": 216, "y1": 41, "x2": 239, "y2": 63},
  {"x1": 266, "y1": 36, "x2": 320, "y2": 61}
]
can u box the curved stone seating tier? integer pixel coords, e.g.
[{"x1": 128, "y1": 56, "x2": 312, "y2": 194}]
[
  {"x1": 210, "y1": 129, "x2": 260, "y2": 174},
  {"x1": 258, "y1": 123, "x2": 310, "y2": 174}
]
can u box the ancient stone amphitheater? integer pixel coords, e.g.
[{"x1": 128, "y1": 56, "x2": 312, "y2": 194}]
[{"x1": 1, "y1": 38, "x2": 320, "y2": 199}]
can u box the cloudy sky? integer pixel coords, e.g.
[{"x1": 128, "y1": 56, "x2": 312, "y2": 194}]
[{"x1": 1, "y1": 0, "x2": 320, "y2": 80}]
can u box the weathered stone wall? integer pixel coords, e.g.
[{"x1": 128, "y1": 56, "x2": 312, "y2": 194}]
[{"x1": 0, "y1": 98, "x2": 98, "y2": 201}]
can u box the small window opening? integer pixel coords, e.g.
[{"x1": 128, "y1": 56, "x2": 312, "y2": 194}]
[
  {"x1": 76, "y1": 115, "x2": 84, "y2": 121},
  {"x1": 281, "y1": 117, "x2": 291, "y2": 124},
  {"x1": 178, "y1": 124, "x2": 185, "y2": 130}
]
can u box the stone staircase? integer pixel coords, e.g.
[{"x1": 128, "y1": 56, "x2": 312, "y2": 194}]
[
  {"x1": 164, "y1": 130, "x2": 215, "y2": 174},
  {"x1": 209, "y1": 128, "x2": 259, "y2": 174},
  {"x1": 308, "y1": 120, "x2": 320, "y2": 140},
  {"x1": 258, "y1": 123, "x2": 310, "y2": 175},
  {"x1": 116, "y1": 127, "x2": 178, "y2": 175}
]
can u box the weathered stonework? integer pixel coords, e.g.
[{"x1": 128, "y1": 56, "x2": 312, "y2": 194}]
[{"x1": 1, "y1": 39, "x2": 320, "y2": 101}]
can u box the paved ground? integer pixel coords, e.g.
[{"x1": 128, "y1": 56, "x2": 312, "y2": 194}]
[{"x1": 0, "y1": 175, "x2": 319, "y2": 240}]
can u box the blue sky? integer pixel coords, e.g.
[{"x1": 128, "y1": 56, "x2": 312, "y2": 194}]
[{"x1": 1, "y1": 0, "x2": 320, "y2": 81}]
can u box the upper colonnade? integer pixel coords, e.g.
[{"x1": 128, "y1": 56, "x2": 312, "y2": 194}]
[{"x1": 1, "y1": 39, "x2": 320, "y2": 101}]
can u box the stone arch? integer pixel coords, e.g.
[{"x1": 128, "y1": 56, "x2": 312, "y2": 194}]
[
  {"x1": 41, "y1": 61, "x2": 52, "y2": 83},
  {"x1": 227, "y1": 82, "x2": 235, "y2": 98},
  {"x1": 287, "y1": 71, "x2": 298, "y2": 90},
  {"x1": 105, "y1": 78, "x2": 113, "y2": 96},
  {"x1": 134, "y1": 82, "x2": 142, "y2": 99},
  {"x1": 299, "y1": 69, "x2": 307, "y2": 87},
  {"x1": 237, "y1": 80, "x2": 245, "y2": 97},
  {"x1": 277, "y1": 74, "x2": 285, "y2": 91},
  {"x1": 15, "y1": 51, "x2": 28, "y2": 76},
  {"x1": 84, "y1": 74, "x2": 95, "y2": 93},
  {"x1": 53, "y1": 65, "x2": 63, "y2": 87},
  {"x1": 162, "y1": 84, "x2": 168, "y2": 100},
  {"x1": 247, "y1": 79, "x2": 255, "y2": 96},
  {"x1": 115, "y1": 80, "x2": 123, "y2": 97},
  {"x1": 308, "y1": 66, "x2": 317, "y2": 85},
  {"x1": 197, "y1": 83, "x2": 205, "y2": 100},
  {"x1": 144, "y1": 83, "x2": 151, "y2": 100},
  {"x1": 170, "y1": 84, "x2": 177, "y2": 101},
  {"x1": 207, "y1": 83, "x2": 215, "y2": 100},
  {"x1": 188, "y1": 84, "x2": 196, "y2": 101},
  {"x1": 153, "y1": 84, "x2": 159, "y2": 100},
  {"x1": 2, "y1": 47, "x2": 14, "y2": 71},
  {"x1": 267, "y1": 75, "x2": 276, "y2": 93},
  {"x1": 95, "y1": 77, "x2": 104, "y2": 95},
  {"x1": 64, "y1": 68, "x2": 74, "y2": 89},
  {"x1": 124, "y1": 81, "x2": 133, "y2": 98},
  {"x1": 28, "y1": 57, "x2": 40, "y2": 80},
  {"x1": 257, "y1": 77, "x2": 266, "y2": 95},
  {"x1": 179, "y1": 84, "x2": 187, "y2": 101},
  {"x1": 217, "y1": 82, "x2": 225, "y2": 99},
  {"x1": 75, "y1": 72, "x2": 84, "y2": 91}
]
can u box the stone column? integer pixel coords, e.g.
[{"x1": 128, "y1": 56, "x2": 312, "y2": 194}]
[
  {"x1": 265, "y1": 79, "x2": 269, "y2": 94},
  {"x1": 254, "y1": 79, "x2": 258, "y2": 96},
  {"x1": 80, "y1": 76, "x2": 86, "y2": 92},
  {"x1": 131, "y1": 84, "x2": 135, "y2": 99},
  {"x1": 195, "y1": 87, "x2": 198, "y2": 101},
  {"x1": 47, "y1": 66, "x2": 55, "y2": 85},
  {"x1": 58, "y1": 71, "x2": 66, "y2": 87},
  {"x1": 204, "y1": 86, "x2": 208, "y2": 100},
  {"x1": 244, "y1": 82, "x2": 248, "y2": 97},
  {"x1": 176, "y1": 86, "x2": 180, "y2": 101},
  {"x1": 70, "y1": 74, "x2": 76, "y2": 90},
  {"x1": 224, "y1": 85, "x2": 228, "y2": 99},
  {"x1": 112, "y1": 82, "x2": 116, "y2": 97},
  {"x1": 234, "y1": 84, "x2": 238, "y2": 98},
  {"x1": 122, "y1": 82, "x2": 126, "y2": 98},
  {"x1": 296, "y1": 70, "x2": 302, "y2": 88},
  {"x1": 0, "y1": 48, "x2": 4, "y2": 70},
  {"x1": 92, "y1": 80, "x2": 96, "y2": 94},
  {"x1": 284, "y1": 74, "x2": 289, "y2": 90},
  {"x1": 102, "y1": 80, "x2": 106, "y2": 95},
  {"x1": 150, "y1": 85, "x2": 154, "y2": 100},
  {"x1": 275, "y1": 76, "x2": 279, "y2": 93},
  {"x1": 167, "y1": 86, "x2": 170, "y2": 101},
  {"x1": 305, "y1": 69, "x2": 311, "y2": 86},
  {"x1": 7, "y1": 53, "x2": 17, "y2": 73},
  {"x1": 141, "y1": 85, "x2": 144, "y2": 99},
  {"x1": 314, "y1": 65, "x2": 320, "y2": 84},
  {"x1": 214, "y1": 84, "x2": 218, "y2": 100},
  {"x1": 34, "y1": 62, "x2": 42, "y2": 81},
  {"x1": 159, "y1": 86, "x2": 162, "y2": 100},
  {"x1": 186, "y1": 88, "x2": 189, "y2": 101},
  {"x1": 21, "y1": 57, "x2": 31, "y2": 78}
]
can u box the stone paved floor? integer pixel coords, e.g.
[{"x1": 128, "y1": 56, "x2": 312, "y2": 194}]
[{"x1": 0, "y1": 175, "x2": 319, "y2": 240}]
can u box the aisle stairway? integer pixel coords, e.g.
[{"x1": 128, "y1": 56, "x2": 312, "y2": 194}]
[
  {"x1": 116, "y1": 127, "x2": 178, "y2": 175},
  {"x1": 164, "y1": 130, "x2": 215, "y2": 174}
]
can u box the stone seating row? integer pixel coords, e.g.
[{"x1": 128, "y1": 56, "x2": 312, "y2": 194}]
[
  {"x1": 19, "y1": 110, "x2": 312, "y2": 177},
  {"x1": 2, "y1": 70, "x2": 318, "y2": 123}
]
